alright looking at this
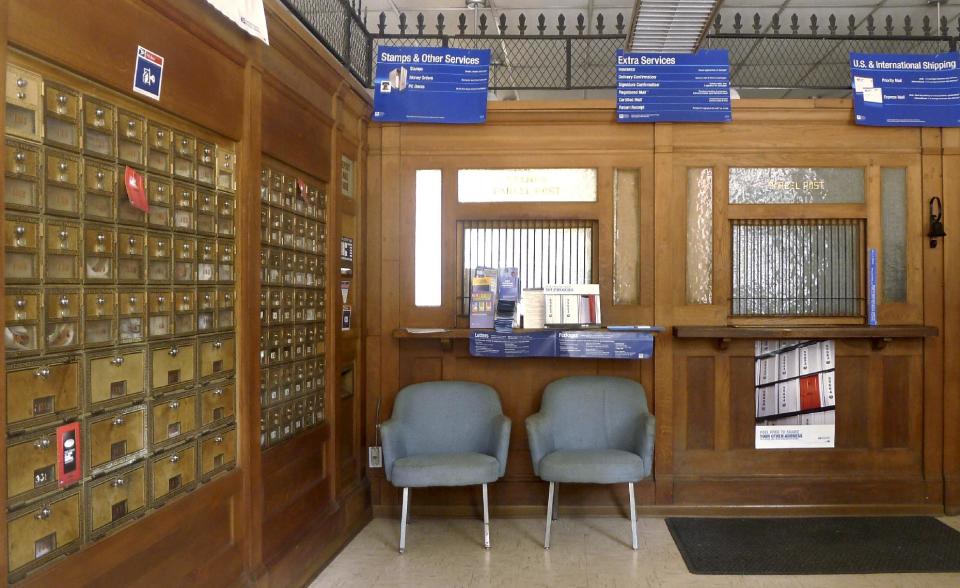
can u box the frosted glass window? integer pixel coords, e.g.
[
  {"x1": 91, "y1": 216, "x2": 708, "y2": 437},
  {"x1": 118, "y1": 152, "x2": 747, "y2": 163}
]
[
  {"x1": 686, "y1": 168, "x2": 713, "y2": 305},
  {"x1": 881, "y1": 168, "x2": 907, "y2": 303},
  {"x1": 614, "y1": 169, "x2": 640, "y2": 305},
  {"x1": 458, "y1": 169, "x2": 597, "y2": 202},
  {"x1": 729, "y1": 168, "x2": 864, "y2": 204},
  {"x1": 415, "y1": 170, "x2": 442, "y2": 307}
]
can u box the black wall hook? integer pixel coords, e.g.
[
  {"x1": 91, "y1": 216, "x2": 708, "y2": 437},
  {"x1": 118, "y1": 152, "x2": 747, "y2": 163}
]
[{"x1": 929, "y1": 196, "x2": 946, "y2": 248}]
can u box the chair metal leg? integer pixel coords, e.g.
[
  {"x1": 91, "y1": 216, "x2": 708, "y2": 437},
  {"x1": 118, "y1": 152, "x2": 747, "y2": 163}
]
[
  {"x1": 482, "y1": 483, "x2": 491, "y2": 549},
  {"x1": 399, "y1": 487, "x2": 409, "y2": 554},
  {"x1": 628, "y1": 482, "x2": 638, "y2": 550},
  {"x1": 552, "y1": 482, "x2": 559, "y2": 521},
  {"x1": 544, "y1": 481, "x2": 555, "y2": 550}
]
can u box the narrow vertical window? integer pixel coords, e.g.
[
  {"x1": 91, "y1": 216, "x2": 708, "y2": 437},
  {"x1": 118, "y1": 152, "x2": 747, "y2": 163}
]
[
  {"x1": 415, "y1": 170, "x2": 442, "y2": 306},
  {"x1": 614, "y1": 169, "x2": 640, "y2": 305},
  {"x1": 686, "y1": 168, "x2": 713, "y2": 304},
  {"x1": 881, "y1": 168, "x2": 907, "y2": 303}
]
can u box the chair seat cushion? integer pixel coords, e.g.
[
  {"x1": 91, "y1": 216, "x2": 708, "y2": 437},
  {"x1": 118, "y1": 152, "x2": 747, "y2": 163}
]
[
  {"x1": 391, "y1": 452, "x2": 499, "y2": 488},
  {"x1": 538, "y1": 449, "x2": 644, "y2": 484}
]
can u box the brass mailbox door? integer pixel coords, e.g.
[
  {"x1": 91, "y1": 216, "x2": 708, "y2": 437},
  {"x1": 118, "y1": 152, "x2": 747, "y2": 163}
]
[
  {"x1": 216, "y1": 287, "x2": 234, "y2": 330},
  {"x1": 200, "y1": 427, "x2": 236, "y2": 480},
  {"x1": 150, "y1": 444, "x2": 197, "y2": 504},
  {"x1": 117, "y1": 109, "x2": 146, "y2": 167},
  {"x1": 200, "y1": 382, "x2": 235, "y2": 429},
  {"x1": 173, "y1": 289, "x2": 196, "y2": 336},
  {"x1": 44, "y1": 149, "x2": 82, "y2": 217},
  {"x1": 173, "y1": 237, "x2": 196, "y2": 283},
  {"x1": 6, "y1": 64, "x2": 42, "y2": 141},
  {"x1": 83, "y1": 290, "x2": 115, "y2": 346},
  {"x1": 150, "y1": 392, "x2": 198, "y2": 447},
  {"x1": 196, "y1": 141, "x2": 216, "y2": 187},
  {"x1": 5, "y1": 288, "x2": 41, "y2": 356},
  {"x1": 197, "y1": 189, "x2": 217, "y2": 235},
  {"x1": 199, "y1": 336, "x2": 235, "y2": 380},
  {"x1": 5, "y1": 139, "x2": 42, "y2": 212},
  {"x1": 83, "y1": 160, "x2": 117, "y2": 222},
  {"x1": 173, "y1": 182, "x2": 195, "y2": 232},
  {"x1": 43, "y1": 82, "x2": 81, "y2": 150},
  {"x1": 82, "y1": 96, "x2": 116, "y2": 160},
  {"x1": 118, "y1": 291, "x2": 146, "y2": 344},
  {"x1": 147, "y1": 232, "x2": 172, "y2": 283},
  {"x1": 217, "y1": 240, "x2": 234, "y2": 283},
  {"x1": 216, "y1": 192, "x2": 234, "y2": 237},
  {"x1": 197, "y1": 239, "x2": 216, "y2": 283},
  {"x1": 147, "y1": 289, "x2": 173, "y2": 339},
  {"x1": 146, "y1": 175, "x2": 172, "y2": 230},
  {"x1": 6, "y1": 359, "x2": 80, "y2": 431},
  {"x1": 117, "y1": 230, "x2": 146, "y2": 283},
  {"x1": 197, "y1": 288, "x2": 216, "y2": 333},
  {"x1": 87, "y1": 350, "x2": 145, "y2": 410},
  {"x1": 7, "y1": 429, "x2": 59, "y2": 505},
  {"x1": 44, "y1": 289, "x2": 81, "y2": 353},
  {"x1": 44, "y1": 219, "x2": 81, "y2": 282},
  {"x1": 7, "y1": 491, "x2": 81, "y2": 576},
  {"x1": 146, "y1": 121, "x2": 171, "y2": 173},
  {"x1": 87, "y1": 406, "x2": 146, "y2": 471},
  {"x1": 150, "y1": 342, "x2": 196, "y2": 392},
  {"x1": 83, "y1": 224, "x2": 116, "y2": 283},
  {"x1": 86, "y1": 464, "x2": 146, "y2": 538},
  {"x1": 172, "y1": 131, "x2": 195, "y2": 180},
  {"x1": 215, "y1": 146, "x2": 236, "y2": 192}
]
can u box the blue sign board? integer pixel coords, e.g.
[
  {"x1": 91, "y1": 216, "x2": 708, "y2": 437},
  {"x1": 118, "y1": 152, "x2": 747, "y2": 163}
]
[
  {"x1": 372, "y1": 46, "x2": 490, "y2": 124},
  {"x1": 556, "y1": 330, "x2": 654, "y2": 360},
  {"x1": 850, "y1": 52, "x2": 960, "y2": 127},
  {"x1": 470, "y1": 331, "x2": 557, "y2": 358},
  {"x1": 132, "y1": 46, "x2": 164, "y2": 101},
  {"x1": 616, "y1": 49, "x2": 731, "y2": 123}
]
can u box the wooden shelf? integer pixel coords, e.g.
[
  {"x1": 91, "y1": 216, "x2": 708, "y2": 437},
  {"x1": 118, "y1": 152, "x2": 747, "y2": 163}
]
[{"x1": 673, "y1": 325, "x2": 939, "y2": 350}]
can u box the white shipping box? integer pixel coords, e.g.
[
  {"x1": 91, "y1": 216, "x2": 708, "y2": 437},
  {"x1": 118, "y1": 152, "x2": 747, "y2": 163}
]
[
  {"x1": 820, "y1": 340, "x2": 835, "y2": 370},
  {"x1": 758, "y1": 356, "x2": 778, "y2": 385},
  {"x1": 798, "y1": 343, "x2": 822, "y2": 375},
  {"x1": 560, "y1": 295, "x2": 579, "y2": 324},
  {"x1": 756, "y1": 385, "x2": 777, "y2": 418},
  {"x1": 819, "y1": 370, "x2": 836, "y2": 407},
  {"x1": 545, "y1": 295, "x2": 563, "y2": 324},
  {"x1": 778, "y1": 348, "x2": 800, "y2": 380}
]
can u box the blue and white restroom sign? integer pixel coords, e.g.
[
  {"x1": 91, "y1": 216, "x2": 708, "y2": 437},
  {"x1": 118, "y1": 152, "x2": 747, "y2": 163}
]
[
  {"x1": 851, "y1": 52, "x2": 960, "y2": 127},
  {"x1": 372, "y1": 46, "x2": 490, "y2": 124},
  {"x1": 132, "y1": 46, "x2": 164, "y2": 101},
  {"x1": 616, "y1": 49, "x2": 731, "y2": 123}
]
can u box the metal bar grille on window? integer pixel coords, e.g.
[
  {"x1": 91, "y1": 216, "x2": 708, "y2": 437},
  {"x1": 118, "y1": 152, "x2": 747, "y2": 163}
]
[
  {"x1": 457, "y1": 220, "x2": 597, "y2": 316},
  {"x1": 731, "y1": 219, "x2": 864, "y2": 317}
]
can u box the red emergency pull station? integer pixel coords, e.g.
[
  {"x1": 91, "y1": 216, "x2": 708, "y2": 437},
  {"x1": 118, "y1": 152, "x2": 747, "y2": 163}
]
[{"x1": 57, "y1": 422, "x2": 82, "y2": 487}]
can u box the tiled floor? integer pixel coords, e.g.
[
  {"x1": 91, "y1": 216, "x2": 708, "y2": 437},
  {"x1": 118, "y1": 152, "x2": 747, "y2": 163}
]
[{"x1": 311, "y1": 516, "x2": 960, "y2": 587}]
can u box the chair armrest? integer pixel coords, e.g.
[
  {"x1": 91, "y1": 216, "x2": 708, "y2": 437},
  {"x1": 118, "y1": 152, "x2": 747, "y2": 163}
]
[
  {"x1": 380, "y1": 419, "x2": 406, "y2": 483},
  {"x1": 491, "y1": 414, "x2": 512, "y2": 477},
  {"x1": 525, "y1": 412, "x2": 555, "y2": 477},
  {"x1": 635, "y1": 413, "x2": 656, "y2": 479}
]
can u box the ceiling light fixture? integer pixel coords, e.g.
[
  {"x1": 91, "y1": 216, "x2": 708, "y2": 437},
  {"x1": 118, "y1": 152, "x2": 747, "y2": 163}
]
[{"x1": 626, "y1": 0, "x2": 722, "y2": 54}]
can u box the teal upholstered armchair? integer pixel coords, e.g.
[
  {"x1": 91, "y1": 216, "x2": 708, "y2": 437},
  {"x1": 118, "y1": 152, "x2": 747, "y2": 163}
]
[
  {"x1": 526, "y1": 376, "x2": 655, "y2": 550},
  {"x1": 381, "y1": 381, "x2": 511, "y2": 553}
]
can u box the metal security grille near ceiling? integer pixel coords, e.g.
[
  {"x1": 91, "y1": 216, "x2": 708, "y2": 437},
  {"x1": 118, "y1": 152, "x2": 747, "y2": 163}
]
[
  {"x1": 626, "y1": 0, "x2": 720, "y2": 52},
  {"x1": 282, "y1": 0, "x2": 960, "y2": 96}
]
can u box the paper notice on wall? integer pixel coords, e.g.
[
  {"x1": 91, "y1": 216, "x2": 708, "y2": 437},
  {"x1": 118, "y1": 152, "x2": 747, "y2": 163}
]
[
  {"x1": 204, "y1": 0, "x2": 269, "y2": 44},
  {"x1": 755, "y1": 339, "x2": 836, "y2": 449}
]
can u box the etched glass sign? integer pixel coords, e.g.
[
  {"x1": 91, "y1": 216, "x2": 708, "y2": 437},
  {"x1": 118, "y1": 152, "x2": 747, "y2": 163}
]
[
  {"x1": 458, "y1": 169, "x2": 597, "y2": 202},
  {"x1": 729, "y1": 168, "x2": 865, "y2": 204}
]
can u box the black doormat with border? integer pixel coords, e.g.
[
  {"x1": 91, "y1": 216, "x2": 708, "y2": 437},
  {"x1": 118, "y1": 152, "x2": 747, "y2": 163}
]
[{"x1": 666, "y1": 516, "x2": 960, "y2": 575}]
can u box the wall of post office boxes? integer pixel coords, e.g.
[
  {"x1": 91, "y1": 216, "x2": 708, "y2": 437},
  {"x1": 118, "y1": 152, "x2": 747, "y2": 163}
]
[
  {"x1": 3, "y1": 54, "x2": 239, "y2": 582},
  {"x1": 258, "y1": 157, "x2": 326, "y2": 449}
]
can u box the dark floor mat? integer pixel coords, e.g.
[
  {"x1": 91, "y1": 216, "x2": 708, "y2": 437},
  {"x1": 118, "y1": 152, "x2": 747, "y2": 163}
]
[{"x1": 666, "y1": 516, "x2": 960, "y2": 575}]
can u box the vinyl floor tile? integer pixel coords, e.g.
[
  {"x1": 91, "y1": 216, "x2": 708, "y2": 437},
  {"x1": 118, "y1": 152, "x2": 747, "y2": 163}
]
[{"x1": 311, "y1": 516, "x2": 960, "y2": 588}]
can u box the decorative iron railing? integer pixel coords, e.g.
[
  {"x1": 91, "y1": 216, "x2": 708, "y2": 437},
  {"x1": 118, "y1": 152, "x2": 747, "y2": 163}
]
[{"x1": 280, "y1": 2, "x2": 960, "y2": 92}]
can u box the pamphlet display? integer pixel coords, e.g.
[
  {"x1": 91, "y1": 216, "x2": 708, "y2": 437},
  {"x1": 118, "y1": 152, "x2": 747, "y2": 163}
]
[
  {"x1": 494, "y1": 268, "x2": 520, "y2": 333},
  {"x1": 469, "y1": 267, "x2": 498, "y2": 329},
  {"x1": 850, "y1": 51, "x2": 960, "y2": 127},
  {"x1": 616, "y1": 49, "x2": 732, "y2": 123},
  {"x1": 372, "y1": 46, "x2": 491, "y2": 124},
  {"x1": 544, "y1": 284, "x2": 601, "y2": 326},
  {"x1": 755, "y1": 339, "x2": 836, "y2": 449}
]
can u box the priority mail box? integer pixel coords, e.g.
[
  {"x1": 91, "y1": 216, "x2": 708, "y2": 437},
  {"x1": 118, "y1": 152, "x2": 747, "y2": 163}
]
[
  {"x1": 758, "y1": 356, "x2": 778, "y2": 385},
  {"x1": 778, "y1": 348, "x2": 799, "y2": 380},
  {"x1": 819, "y1": 370, "x2": 836, "y2": 407},
  {"x1": 777, "y1": 379, "x2": 800, "y2": 414},
  {"x1": 756, "y1": 385, "x2": 777, "y2": 418},
  {"x1": 820, "y1": 340, "x2": 835, "y2": 370},
  {"x1": 798, "y1": 343, "x2": 822, "y2": 375}
]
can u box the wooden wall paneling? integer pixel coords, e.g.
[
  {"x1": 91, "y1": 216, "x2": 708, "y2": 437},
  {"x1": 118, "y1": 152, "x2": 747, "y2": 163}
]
[
  {"x1": 653, "y1": 123, "x2": 675, "y2": 504},
  {"x1": 920, "y1": 128, "x2": 945, "y2": 496},
  {"x1": 728, "y1": 354, "x2": 755, "y2": 450},
  {"x1": 944, "y1": 128, "x2": 960, "y2": 513},
  {"x1": 238, "y1": 59, "x2": 265, "y2": 581},
  {"x1": 8, "y1": 0, "x2": 246, "y2": 139}
]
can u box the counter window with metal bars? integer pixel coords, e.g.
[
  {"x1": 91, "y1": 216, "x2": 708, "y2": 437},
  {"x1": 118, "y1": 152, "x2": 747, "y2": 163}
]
[
  {"x1": 731, "y1": 218, "x2": 865, "y2": 317},
  {"x1": 457, "y1": 220, "x2": 597, "y2": 316}
]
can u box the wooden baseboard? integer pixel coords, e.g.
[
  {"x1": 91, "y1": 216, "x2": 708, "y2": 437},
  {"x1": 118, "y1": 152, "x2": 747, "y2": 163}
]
[{"x1": 372, "y1": 503, "x2": 945, "y2": 518}]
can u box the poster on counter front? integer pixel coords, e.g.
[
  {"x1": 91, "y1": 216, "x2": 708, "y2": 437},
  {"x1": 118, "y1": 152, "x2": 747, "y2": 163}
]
[
  {"x1": 850, "y1": 51, "x2": 960, "y2": 127},
  {"x1": 755, "y1": 339, "x2": 836, "y2": 449},
  {"x1": 373, "y1": 46, "x2": 490, "y2": 124}
]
